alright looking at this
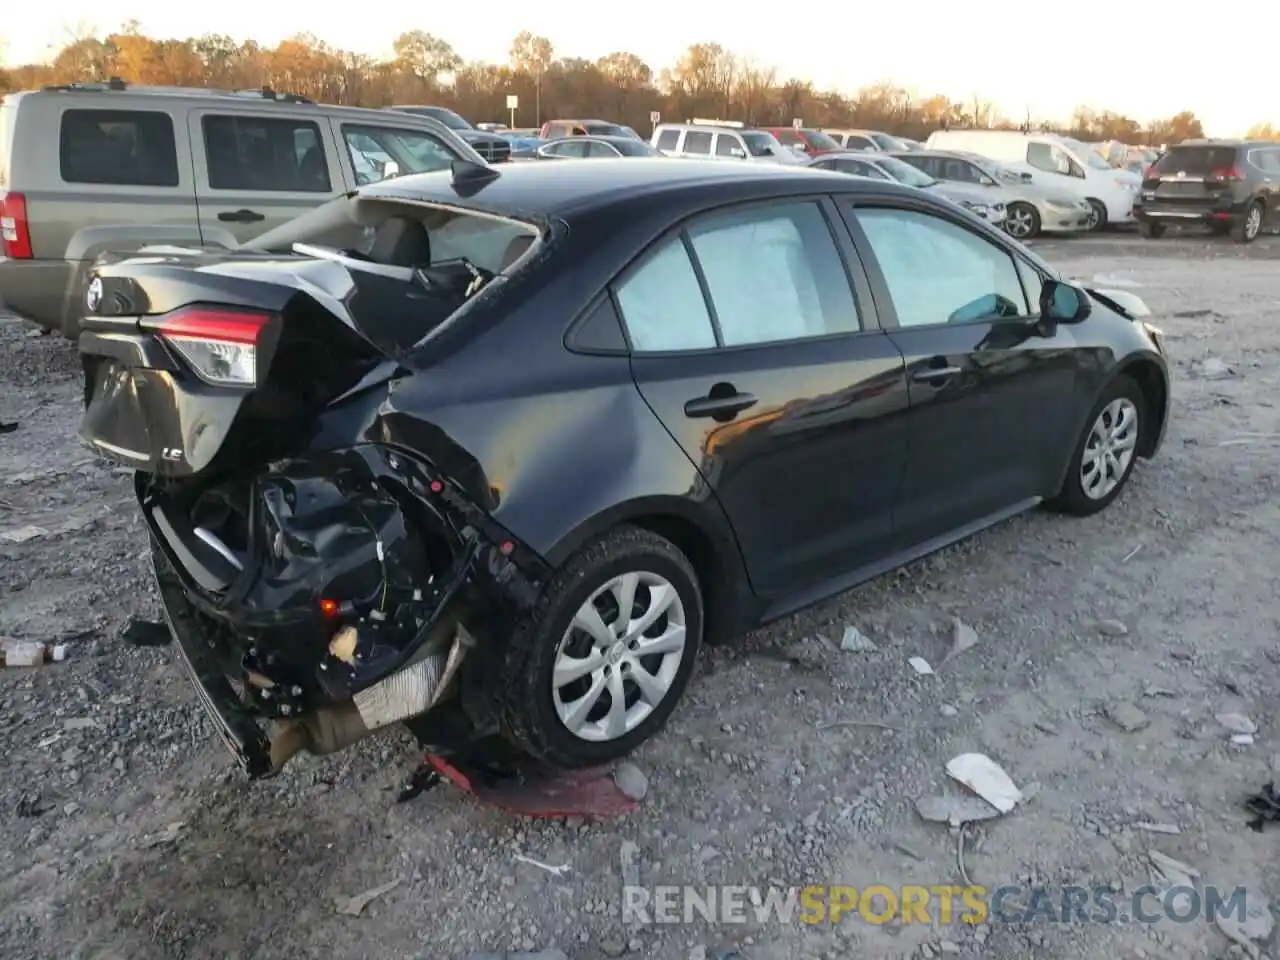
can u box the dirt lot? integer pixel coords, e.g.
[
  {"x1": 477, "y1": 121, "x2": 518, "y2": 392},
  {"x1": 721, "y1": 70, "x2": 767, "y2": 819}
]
[{"x1": 3, "y1": 230, "x2": 1280, "y2": 960}]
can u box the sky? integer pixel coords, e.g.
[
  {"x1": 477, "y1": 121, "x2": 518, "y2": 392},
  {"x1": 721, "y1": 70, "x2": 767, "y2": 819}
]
[{"x1": 1, "y1": 0, "x2": 1270, "y2": 137}]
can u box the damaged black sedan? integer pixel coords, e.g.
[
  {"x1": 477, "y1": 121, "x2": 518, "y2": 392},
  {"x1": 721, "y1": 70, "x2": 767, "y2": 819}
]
[{"x1": 78, "y1": 158, "x2": 1170, "y2": 781}]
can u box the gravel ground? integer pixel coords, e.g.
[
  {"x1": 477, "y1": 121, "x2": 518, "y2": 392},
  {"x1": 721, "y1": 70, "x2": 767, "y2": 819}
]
[{"x1": 3, "y1": 231, "x2": 1280, "y2": 960}]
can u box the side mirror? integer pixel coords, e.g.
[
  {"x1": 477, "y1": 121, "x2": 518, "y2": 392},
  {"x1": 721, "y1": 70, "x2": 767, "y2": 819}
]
[
  {"x1": 382, "y1": 160, "x2": 400, "y2": 180},
  {"x1": 1040, "y1": 279, "x2": 1092, "y2": 323}
]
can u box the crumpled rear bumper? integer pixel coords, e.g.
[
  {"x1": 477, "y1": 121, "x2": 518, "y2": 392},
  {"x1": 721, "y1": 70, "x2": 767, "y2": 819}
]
[{"x1": 141, "y1": 443, "x2": 549, "y2": 778}]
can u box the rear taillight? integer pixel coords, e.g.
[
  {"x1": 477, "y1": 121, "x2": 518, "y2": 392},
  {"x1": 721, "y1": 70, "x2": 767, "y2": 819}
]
[
  {"x1": 0, "y1": 191, "x2": 33, "y2": 260},
  {"x1": 1144, "y1": 164, "x2": 1160, "y2": 180},
  {"x1": 156, "y1": 307, "x2": 271, "y2": 387},
  {"x1": 1208, "y1": 165, "x2": 1245, "y2": 182}
]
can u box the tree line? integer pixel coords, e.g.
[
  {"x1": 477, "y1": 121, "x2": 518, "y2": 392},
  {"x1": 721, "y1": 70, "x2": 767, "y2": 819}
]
[{"x1": 1, "y1": 25, "x2": 1276, "y2": 145}]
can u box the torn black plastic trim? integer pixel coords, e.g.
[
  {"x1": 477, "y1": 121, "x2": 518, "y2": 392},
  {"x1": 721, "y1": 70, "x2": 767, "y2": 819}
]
[{"x1": 138, "y1": 442, "x2": 549, "y2": 732}]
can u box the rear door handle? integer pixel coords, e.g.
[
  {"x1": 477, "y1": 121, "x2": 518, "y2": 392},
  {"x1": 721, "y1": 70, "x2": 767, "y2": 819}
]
[
  {"x1": 684, "y1": 392, "x2": 758, "y2": 420},
  {"x1": 217, "y1": 209, "x2": 266, "y2": 223},
  {"x1": 912, "y1": 366, "x2": 963, "y2": 383}
]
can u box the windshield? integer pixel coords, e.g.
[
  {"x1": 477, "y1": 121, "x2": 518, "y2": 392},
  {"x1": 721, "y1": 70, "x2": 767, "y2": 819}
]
[
  {"x1": 1064, "y1": 138, "x2": 1112, "y2": 170},
  {"x1": 965, "y1": 155, "x2": 1018, "y2": 184},
  {"x1": 615, "y1": 139, "x2": 663, "y2": 157},
  {"x1": 428, "y1": 108, "x2": 472, "y2": 131},
  {"x1": 871, "y1": 133, "x2": 906, "y2": 151},
  {"x1": 804, "y1": 130, "x2": 841, "y2": 151},
  {"x1": 877, "y1": 155, "x2": 935, "y2": 187},
  {"x1": 584, "y1": 123, "x2": 628, "y2": 137},
  {"x1": 741, "y1": 131, "x2": 778, "y2": 157},
  {"x1": 618, "y1": 126, "x2": 643, "y2": 141}
]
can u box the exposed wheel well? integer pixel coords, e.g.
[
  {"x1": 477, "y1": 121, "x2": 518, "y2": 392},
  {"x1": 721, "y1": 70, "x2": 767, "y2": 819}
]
[
  {"x1": 626, "y1": 513, "x2": 743, "y2": 646},
  {"x1": 1121, "y1": 360, "x2": 1167, "y2": 457}
]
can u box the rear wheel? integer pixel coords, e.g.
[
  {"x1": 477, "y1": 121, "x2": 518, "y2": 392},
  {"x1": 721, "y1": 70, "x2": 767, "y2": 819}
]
[
  {"x1": 1086, "y1": 199, "x2": 1108, "y2": 232},
  {"x1": 1233, "y1": 202, "x2": 1263, "y2": 244},
  {"x1": 502, "y1": 526, "x2": 703, "y2": 768},
  {"x1": 1004, "y1": 202, "x2": 1040, "y2": 240},
  {"x1": 1139, "y1": 221, "x2": 1166, "y2": 239},
  {"x1": 1051, "y1": 376, "x2": 1144, "y2": 517}
]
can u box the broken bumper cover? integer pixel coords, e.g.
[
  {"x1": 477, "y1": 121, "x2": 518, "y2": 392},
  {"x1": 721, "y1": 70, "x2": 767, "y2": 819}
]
[{"x1": 141, "y1": 443, "x2": 548, "y2": 778}]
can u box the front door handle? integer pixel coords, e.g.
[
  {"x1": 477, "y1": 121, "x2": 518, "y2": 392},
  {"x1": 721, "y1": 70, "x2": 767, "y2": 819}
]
[
  {"x1": 913, "y1": 365, "x2": 963, "y2": 383},
  {"x1": 684, "y1": 391, "x2": 758, "y2": 420},
  {"x1": 217, "y1": 209, "x2": 266, "y2": 223}
]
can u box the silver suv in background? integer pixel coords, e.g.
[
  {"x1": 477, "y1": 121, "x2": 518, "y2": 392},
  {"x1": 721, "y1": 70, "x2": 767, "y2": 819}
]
[
  {"x1": 893, "y1": 150, "x2": 1093, "y2": 239},
  {"x1": 0, "y1": 81, "x2": 485, "y2": 337},
  {"x1": 651, "y1": 120, "x2": 803, "y2": 164}
]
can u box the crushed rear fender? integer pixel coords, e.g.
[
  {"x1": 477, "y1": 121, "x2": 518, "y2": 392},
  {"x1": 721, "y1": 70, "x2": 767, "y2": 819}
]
[{"x1": 144, "y1": 442, "x2": 551, "y2": 776}]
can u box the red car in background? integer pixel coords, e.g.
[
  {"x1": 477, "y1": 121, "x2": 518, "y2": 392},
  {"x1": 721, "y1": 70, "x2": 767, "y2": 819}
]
[{"x1": 760, "y1": 127, "x2": 842, "y2": 157}]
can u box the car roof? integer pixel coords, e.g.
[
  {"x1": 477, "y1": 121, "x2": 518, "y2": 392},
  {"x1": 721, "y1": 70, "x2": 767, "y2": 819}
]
[
  {"x1": 811, "y1": 151, "x2": 884, "y2": 162},
  {"x1": 363, "y1": 158, "x2": 915, "y2": 219},
  {"x1": 557, "y1": 134, "x2": 649, "y2": 147},
  {"x1": 3, "y1": 86, "x2": 457, "y2": 128}
]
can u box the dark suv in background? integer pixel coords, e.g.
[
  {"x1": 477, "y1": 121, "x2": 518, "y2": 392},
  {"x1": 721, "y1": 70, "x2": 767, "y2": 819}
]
[
  {"x1": 1135, "y1": 140, "x2": 1280, "y2": 243},
  {"x1": 387, "y1": 105, "x2": 511, "y2": 163}
]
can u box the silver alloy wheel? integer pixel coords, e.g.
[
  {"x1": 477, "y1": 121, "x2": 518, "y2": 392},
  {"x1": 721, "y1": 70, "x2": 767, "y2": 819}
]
[
  {"x1": 1081, "y1": 397, "x2": 1139, "y2": 500},
  {"x1": 1086, "y1": 203, "x2": 1102, "y2": 231},
  {"x1": 1006, "y1": 205, "x2": 1036, "y2": 239},
  {"x1": 551, "y1": 571, "x2": 687, "y2": 742},
  {"x1": 1246, "y1": 205, "x2": 1262, "y2": 240}
]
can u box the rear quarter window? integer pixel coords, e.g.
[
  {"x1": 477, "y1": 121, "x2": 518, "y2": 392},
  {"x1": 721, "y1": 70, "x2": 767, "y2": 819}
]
[{"x1": 59, "y1": 109, "x2": 180, "y2": 187}]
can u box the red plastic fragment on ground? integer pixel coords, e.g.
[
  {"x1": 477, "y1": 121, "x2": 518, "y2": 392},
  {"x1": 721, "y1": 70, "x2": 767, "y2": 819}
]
[{"x1": 423, "y1": 753, "x2": 638, "y2": 818}]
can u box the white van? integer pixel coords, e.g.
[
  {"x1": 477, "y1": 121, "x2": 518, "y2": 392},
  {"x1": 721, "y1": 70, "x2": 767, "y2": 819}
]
[
  {"x1": 651, "y1": 120, "x2": 803, "y2": 165},
  {"x1": 924, "y1": 130, "x2": 1140, "y2": 230}
]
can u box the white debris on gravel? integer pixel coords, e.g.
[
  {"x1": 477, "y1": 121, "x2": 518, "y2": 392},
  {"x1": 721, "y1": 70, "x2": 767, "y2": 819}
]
[
  {"x1": 839, "y1": 624, "x2": 878, "y2": 652},
  {"x1": 907, "y1": 656, "x2": 934, "y2": 675},
  {"x1": 945, "y1": 753, "x2": 1023, "y2": 813}
]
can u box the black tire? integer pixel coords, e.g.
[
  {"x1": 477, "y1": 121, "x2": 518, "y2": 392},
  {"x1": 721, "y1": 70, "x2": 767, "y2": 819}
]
[
  {"x1": 1086, "y1": 199, "x2": 1108, "y2": 233},
  {"x1": 1005, "y1": 202, "x2": 1041, "y2": 240},
  {"x1": 501, "y1": 525, "x2": 703, "y2": 768},
  {"x1": 1139, "y1": 221, "x2": 1166, "y2": 239},
  {"x1": 1233, "y1": 201, "x2": 1263, "y2": 244},
  {"x1": 1051, "y1": 375, "x2": 1145, "y2": 517}
]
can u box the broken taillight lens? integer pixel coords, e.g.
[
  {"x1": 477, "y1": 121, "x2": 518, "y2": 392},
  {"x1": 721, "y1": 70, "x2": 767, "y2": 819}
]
[{"x1": 157, "y1": 307, "x2": 271, "y2": 387}]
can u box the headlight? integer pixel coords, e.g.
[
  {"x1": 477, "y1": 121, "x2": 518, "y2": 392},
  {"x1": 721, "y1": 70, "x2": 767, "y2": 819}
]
[{"x1": 962, "y1": 201, "x2": 989, "y2": 215}]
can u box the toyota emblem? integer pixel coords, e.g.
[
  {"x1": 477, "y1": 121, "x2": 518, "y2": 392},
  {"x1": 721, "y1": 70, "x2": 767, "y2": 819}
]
[{"x1": 85, "y1": 277, "x2": 103, "y2": 313}]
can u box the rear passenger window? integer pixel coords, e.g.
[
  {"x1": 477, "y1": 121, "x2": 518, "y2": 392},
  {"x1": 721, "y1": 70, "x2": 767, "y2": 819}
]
[
  {"x1": 615, "y1": 239, "x2": 717, "y2": 352},
  {"x1": 59, "y1": 110, "x2": 179, "y2": 187},
  {"x1": 683, "y1": 132, "x2": 712, "y2": 155},
  {"x1": 202, "y1": 115, "x2": 331, "y2": 193},
  {"x1": 656, "y1": 129, "x2": 679, "y2": 151},
  {"x1": 689, "y1": 202, "x2": 861, "y2": 345}
]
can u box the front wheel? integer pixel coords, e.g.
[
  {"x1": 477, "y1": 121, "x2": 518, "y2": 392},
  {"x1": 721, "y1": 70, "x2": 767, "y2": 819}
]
[
  {"x1": 1086, "y1": 199, "x2": 1109, "y2": 233},
  {"x1": 501, "y1": 526, "x2": 703, "y2": 768},
  {"x1": 1004, "y1": 202, "x2": 1041, "y2": 240},
  {"x1": 1050, "y1": 376, "x2": 1144, "y2": 517}
]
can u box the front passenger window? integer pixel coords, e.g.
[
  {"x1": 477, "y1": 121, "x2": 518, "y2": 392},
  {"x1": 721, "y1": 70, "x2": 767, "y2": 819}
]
[{"x1": 854, "y1": 207, "x2": 1029, "y2": 328}]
